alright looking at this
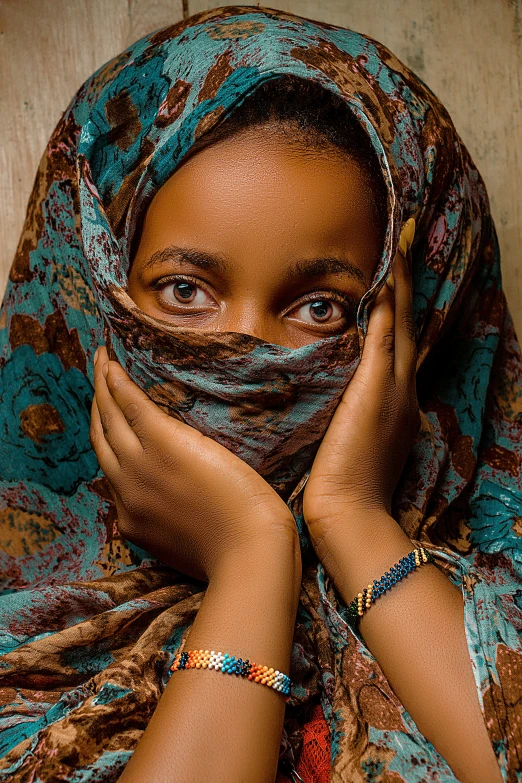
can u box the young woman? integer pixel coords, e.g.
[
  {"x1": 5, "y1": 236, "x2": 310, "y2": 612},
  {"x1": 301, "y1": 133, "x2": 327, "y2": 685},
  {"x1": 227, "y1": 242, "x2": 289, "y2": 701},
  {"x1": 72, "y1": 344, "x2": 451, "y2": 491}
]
[{"x1": 0, "y1": 6, "x2": 519, "y2": 783}]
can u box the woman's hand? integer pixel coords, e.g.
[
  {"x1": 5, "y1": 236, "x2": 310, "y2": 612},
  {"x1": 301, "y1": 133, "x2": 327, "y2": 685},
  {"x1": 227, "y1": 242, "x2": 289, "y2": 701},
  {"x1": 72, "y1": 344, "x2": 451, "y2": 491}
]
[
  {"x1": 90, "y1": 346, "x2": 299, "y2": 584},
  {"x1": 302, "y1": 219, "x2": 420, "y2": 548}
]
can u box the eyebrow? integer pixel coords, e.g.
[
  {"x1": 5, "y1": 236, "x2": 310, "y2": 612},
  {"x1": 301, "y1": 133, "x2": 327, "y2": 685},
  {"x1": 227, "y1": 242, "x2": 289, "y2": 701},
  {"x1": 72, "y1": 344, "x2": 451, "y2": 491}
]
[{"x1": 139, "y1": 245, "x2": 368, "y2": 287}]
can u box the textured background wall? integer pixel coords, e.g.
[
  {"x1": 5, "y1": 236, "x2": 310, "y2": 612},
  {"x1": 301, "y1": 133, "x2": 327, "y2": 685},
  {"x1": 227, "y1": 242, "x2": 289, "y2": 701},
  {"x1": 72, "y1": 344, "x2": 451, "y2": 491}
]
[{"x1": 1, "y1": 1, "x2": 520, "y2": 337}]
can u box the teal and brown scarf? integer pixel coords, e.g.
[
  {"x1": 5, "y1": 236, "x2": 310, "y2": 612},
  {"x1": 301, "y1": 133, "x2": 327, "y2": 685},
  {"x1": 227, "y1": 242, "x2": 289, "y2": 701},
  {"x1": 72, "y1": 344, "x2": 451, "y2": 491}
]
[{"x1": 0, "y1": 6, "x2": 521, "y2": 781}]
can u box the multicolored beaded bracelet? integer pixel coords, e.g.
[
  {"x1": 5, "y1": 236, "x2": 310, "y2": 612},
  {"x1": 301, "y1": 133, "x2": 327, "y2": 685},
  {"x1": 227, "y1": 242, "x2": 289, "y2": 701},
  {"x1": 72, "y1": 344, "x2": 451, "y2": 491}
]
[
  {"x1": 346, "y1": 546, "x2": 435, "y2": 625},
  {"x1": 170, "y1": 649, "x2": 292, "y2": 699}
]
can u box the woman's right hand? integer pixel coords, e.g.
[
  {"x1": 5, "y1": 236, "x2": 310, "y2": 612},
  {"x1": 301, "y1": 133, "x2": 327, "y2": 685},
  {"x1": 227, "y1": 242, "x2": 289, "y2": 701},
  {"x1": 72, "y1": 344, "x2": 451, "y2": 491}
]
[{"x1": 89, "y1": 345, "x2": 300, "y2": 585}]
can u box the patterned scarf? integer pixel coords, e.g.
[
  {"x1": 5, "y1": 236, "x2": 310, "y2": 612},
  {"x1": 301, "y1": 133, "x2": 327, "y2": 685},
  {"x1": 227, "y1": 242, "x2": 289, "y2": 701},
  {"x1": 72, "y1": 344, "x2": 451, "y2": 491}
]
[{"x1": 0, "y1": 6, "x2": 521, "y2": 781}]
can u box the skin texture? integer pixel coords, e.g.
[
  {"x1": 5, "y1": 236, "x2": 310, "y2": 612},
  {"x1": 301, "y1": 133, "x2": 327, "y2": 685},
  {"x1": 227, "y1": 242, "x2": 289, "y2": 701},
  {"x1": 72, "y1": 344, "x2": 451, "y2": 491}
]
[{"x1": 90, "y1": 128, "x2": 502, "y2": 783}]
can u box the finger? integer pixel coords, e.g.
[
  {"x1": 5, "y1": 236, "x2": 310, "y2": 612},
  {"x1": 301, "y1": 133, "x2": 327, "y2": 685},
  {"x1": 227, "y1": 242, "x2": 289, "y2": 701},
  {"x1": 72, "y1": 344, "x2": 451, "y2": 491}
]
[
  {"x1": 94, "y1": 346, "x2": 143, "y2": 458},
  {"x1": 90, "y1": 394, "x2": 121, "y2": 482},
  {"x1": 393, "y1": 244, "x2": 417, "y2": 385},
  {"x1": 358, "y1": 276, "x2": 395, "y2": 385},
  {"x1": 100, "y1": 346, "x2": 186, "y2": 449}
]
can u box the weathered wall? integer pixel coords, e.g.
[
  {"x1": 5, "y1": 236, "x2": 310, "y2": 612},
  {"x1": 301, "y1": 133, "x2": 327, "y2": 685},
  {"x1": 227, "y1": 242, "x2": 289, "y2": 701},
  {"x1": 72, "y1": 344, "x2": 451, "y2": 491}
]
[
  {"x1": 1, "y1": 0, "x2": 520, "y2": 337},
  {"x1": 0, "y1": 0, "x2": 184, "y2": 293}
]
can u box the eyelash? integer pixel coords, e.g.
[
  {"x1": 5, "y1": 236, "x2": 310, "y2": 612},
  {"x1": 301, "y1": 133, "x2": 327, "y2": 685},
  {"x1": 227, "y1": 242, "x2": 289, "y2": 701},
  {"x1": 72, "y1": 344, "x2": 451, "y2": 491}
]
[{"x1": 152, "y1": 274, "x2": 359, "y2": 321}]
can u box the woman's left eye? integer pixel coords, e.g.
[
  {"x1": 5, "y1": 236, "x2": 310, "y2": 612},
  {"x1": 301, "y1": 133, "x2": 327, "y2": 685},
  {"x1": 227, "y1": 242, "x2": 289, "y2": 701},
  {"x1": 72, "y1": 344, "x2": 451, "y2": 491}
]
[{"x1": 292, "y1": 295, "x2": 357, "y2": 327}]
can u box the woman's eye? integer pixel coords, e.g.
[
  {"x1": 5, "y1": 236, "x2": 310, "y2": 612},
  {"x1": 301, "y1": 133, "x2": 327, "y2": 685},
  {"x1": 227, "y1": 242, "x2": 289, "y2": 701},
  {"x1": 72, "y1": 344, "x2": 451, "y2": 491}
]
[
  {"x1": 158, "y1": 279, "x2": 212, "y2": 308},
  {"x1": 294, "y1": 298, "x2": 348, "y2": 326}
]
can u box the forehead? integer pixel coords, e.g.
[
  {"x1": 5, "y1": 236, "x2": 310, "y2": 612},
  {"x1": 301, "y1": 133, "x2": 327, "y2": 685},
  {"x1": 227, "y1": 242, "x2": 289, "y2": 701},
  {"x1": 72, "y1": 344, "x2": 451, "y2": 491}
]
[
  {"x1": 142, "y1": 128, "x2": 381, "y2": 234},
  {"x1": 131, "y1": 129, "x2": 383, "y2": 288}
]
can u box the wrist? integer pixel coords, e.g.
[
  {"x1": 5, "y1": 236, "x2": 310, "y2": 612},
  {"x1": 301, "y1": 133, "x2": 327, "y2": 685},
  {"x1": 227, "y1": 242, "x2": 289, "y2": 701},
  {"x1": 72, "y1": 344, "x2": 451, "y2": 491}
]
[
  {"x1": 308, "y1": 505, "x2": 414, "y2": 603},
  {"x1": 309, "y1": 502, "x2": 396, "y2": 546},
  {"x1": 211, "y1": 526, "x2": 302, "y2": 603},
  {"x1": 187, "y1": 541, "x2": 301, "y2": 675}
]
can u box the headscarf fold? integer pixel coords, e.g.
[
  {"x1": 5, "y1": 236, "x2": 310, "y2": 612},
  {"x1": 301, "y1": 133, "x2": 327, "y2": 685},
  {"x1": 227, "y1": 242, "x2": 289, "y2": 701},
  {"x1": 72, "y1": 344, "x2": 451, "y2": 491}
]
[{"x1": 0, "y1": 6, "x2": 521, "y2": 781}]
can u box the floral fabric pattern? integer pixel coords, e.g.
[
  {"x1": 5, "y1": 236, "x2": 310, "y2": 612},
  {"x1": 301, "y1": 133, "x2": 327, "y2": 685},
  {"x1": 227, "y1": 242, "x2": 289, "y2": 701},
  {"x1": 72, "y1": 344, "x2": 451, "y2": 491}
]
[{"x1": 0, "y1": 5, "x2": 521, "y2": 781}]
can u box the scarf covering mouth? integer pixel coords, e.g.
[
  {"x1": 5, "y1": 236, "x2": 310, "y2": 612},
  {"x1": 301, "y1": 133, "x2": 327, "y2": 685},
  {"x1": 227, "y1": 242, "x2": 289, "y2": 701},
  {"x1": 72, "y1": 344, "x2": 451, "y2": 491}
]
[{"x1": 0, "y1": 5, "x2": 521, "y2": 781}]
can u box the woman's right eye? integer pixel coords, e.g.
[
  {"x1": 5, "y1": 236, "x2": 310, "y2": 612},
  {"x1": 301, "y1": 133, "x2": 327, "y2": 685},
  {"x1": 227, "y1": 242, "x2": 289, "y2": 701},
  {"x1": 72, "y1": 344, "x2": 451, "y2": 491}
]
[{"x1": 155, "y1": 277, "x2": 215, "y2": 310}]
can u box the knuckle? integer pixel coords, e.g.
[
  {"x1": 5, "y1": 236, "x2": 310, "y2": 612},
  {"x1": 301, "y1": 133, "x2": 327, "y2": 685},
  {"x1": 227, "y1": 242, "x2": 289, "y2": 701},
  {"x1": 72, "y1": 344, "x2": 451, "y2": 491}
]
[
  {"x1": 100, "y1": 410, "x2": 112, "y2": 433},
  {"x1": 122, "y1": 401, "x2": 140, "y2": 428},
  {"x1": 381, "y1": 329, "x2": 395, "y2": 352},
  {"x1": 106, "y1": 372, "x2": 128, "y2": 394}
]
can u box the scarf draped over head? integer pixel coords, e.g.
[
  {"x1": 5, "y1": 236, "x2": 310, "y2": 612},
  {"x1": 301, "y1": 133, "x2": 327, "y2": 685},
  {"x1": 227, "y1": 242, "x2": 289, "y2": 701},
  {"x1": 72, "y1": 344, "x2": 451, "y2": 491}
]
[{"x1": 0, "y1": 5, "x2": 521, "y2": 781}]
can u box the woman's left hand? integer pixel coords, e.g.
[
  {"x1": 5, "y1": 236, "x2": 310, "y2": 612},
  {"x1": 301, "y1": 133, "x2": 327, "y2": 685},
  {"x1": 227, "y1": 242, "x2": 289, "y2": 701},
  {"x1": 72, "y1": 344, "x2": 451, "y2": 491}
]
[{"x1": 302, "y1": 220, "x2": 420, "y2": 549}]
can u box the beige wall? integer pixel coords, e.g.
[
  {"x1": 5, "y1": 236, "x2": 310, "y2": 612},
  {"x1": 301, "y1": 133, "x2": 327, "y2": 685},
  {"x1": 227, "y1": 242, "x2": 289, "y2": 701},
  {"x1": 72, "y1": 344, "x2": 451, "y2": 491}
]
[{"x1": 2, "y1": 1, "x2": 521, "y2": 338}]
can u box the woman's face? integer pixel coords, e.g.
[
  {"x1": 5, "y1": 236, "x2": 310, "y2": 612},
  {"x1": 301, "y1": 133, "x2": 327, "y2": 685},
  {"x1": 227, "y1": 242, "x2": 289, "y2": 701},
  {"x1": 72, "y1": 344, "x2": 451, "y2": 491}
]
[{"x1": 128, "y1": 125, "x2": 384, "y2": 348}]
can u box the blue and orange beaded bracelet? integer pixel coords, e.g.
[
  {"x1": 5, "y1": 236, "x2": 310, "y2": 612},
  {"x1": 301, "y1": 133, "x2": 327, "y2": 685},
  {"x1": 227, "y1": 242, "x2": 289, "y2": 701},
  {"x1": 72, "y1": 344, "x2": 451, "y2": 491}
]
[
  {"x1": 169, "y1": 548, "x2": 435, "y2": 695},
  {"x1": 170, "y1": 649, "x2": 292, "y2": 699},
  {"x1": 346, "y1": 546, "x2": 435, "y2": 625}
]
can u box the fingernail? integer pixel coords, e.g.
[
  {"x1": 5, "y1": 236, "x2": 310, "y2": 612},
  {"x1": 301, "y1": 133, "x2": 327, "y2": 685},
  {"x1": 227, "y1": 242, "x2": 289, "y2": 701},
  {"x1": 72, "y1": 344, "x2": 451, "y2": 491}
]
[{"x1": 102, "y1": 362, "x2": 109, "y2": 379}]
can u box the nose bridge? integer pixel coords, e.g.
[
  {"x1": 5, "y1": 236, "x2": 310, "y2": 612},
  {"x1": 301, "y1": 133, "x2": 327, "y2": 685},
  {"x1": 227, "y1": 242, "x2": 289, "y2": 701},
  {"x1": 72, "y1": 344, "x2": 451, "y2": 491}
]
[{"x1": 220, "y1": 295, "x2": 275, "y2": 342}]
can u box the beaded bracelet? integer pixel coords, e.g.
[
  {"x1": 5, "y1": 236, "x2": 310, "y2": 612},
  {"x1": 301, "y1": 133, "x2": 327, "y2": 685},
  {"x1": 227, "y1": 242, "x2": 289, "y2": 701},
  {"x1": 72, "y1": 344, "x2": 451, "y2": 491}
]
[
  {"x1": 346, "y1": 546, "x2": 435, "y2": 625},
  {"x1": 170, "y1": 649, "x2": 292, "y2": 699}
]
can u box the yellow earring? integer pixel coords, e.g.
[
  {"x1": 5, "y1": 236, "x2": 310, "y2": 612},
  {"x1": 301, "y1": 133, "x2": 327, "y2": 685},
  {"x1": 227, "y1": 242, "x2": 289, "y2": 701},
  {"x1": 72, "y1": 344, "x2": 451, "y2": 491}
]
[
  {"x1": 388, "y1": 217, "x2": 416, "y2": 290},
  {"x1": 398, "y1": 217, "x2": 416, "y2": 256}
]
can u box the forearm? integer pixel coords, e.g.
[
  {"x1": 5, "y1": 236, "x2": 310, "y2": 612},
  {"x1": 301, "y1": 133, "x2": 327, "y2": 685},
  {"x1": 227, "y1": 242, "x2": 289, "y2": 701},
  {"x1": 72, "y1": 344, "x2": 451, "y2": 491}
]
[
  {"x1": 317, "y1": 509, "x2": 502, "y2": 783},
  {"x1": 118, "y1": 537, "x2": 302, "y2": 783}
]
